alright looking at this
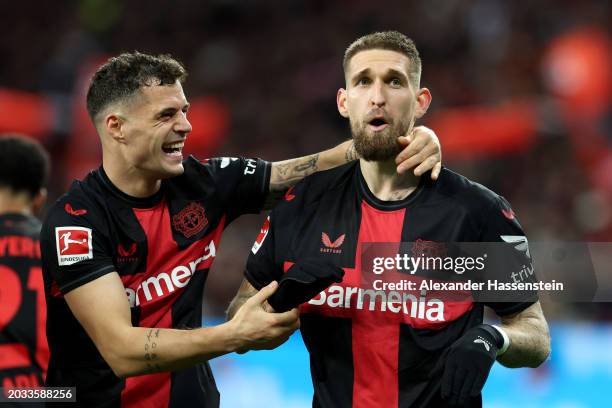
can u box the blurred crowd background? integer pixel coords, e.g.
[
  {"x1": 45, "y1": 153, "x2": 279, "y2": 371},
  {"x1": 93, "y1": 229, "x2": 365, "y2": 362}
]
[{"x1": 1, "y1": 1, "x2": 610, "y2": 405}]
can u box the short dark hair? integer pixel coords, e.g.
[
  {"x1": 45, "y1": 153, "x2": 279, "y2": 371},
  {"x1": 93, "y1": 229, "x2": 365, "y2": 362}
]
[
  {"x1": 0, "y1": 135, "x2": 50, "y2": 197},
  {"x1": 343, "y1": 31, "x2": 422, "y2": 88},
  {"x1": 86, "y1": 51, "x2": 187, "y2": 121}
]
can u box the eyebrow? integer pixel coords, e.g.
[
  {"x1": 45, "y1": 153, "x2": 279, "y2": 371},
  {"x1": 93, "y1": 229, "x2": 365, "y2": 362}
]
[
  {"x1": 351, "y1": 67, "x2": 409, "y2": 83},
  {"x1": 351, "y1": 68, "x2": 372, "y2": 83},
  {"x1": 155, "y1": 103, "x2": 190, "y2": 118},
  {"x1": 386, "y1": 68, "x2": 409, "y2": 82}
]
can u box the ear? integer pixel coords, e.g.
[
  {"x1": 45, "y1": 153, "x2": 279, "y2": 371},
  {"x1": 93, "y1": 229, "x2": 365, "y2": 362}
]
[
  {"x1": 414, "y1": 88, "x2": 432, "y2": 119},
  {"x1": 31, "y1": 188, "x2": 47, "y2": 217},
  {"x1": 337, "y1": 88, "x2": 349, "y2": 118},
  {"x1": 104, "y1": 113, "x2": 126, "y2": 143}
]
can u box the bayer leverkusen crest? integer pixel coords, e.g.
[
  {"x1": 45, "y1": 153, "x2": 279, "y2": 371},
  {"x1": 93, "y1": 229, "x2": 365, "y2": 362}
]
[{"x1": 172, "y1": 202, "x2": 208, "y2": 238}]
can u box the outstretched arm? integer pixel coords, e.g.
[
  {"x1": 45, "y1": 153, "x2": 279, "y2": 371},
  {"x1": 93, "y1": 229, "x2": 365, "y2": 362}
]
[
  {"x1": 265, "y1": 126, "x2": 442, "y2": 209},
  {"x1": 65, "y1": 273, "x2": 298, "y2": 377},
  {"x1": 496, "y1": 301, "x2": 551, "y2": 368}
]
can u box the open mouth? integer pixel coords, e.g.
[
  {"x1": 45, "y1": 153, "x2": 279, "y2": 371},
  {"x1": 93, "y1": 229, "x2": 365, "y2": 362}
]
[
  {"x1": 162, "y1": 141, "x2": 184, "y2": 156},
  {"x1": 368, "y1": 117, "x2": 389, "y2": 131}
]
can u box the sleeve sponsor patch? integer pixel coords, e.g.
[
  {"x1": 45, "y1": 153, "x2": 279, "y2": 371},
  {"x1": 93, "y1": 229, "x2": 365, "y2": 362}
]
[
  {"x1": 251, "y1": 216, "x2": 270, "y2": 254},
  {"x1": 220, "y1": 157, "x2": 238, "y2": 168},
  {"x1": 55, "y1": 226, "x2": 93, "y2": 266}
]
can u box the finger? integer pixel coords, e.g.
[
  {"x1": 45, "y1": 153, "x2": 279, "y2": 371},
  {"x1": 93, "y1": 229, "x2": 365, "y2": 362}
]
[
  {"x1": 395, "y1": 136, "x2": 426, "y2": 165},
  {"x1": 276, "y1": 320, "x2": 300, "y2": 339},
  {"x1": 262, "y1": 301, "x2": 275, "y2": 313},
  {"x1": 249, "y1": 281, "x2": 279, "y2": 305},
  {"x1": 279, "y1": 311, "x2": 301, "y2": 330},
  {"x1": 265, "y1": 334, "x2": 292, "y2": 350},
  {"x1": 411, "y1": 125, "x2": 435, "y2": 143},
  {"x1": 290, "y1": 316, "x2": 301, "y2": 331},
  {"x1": 432, "y1": 162, "x2": 442, "y2": 180},
  {"x1": 413, "y1": 156, "x2": 438, "y2": 177},
  {"x1": 397, "y1": 152, "x2": 426, "y2": 174},
  {"x1": 273, "y1": 308, "x2": 300, "y2": 327},
  {"x1": 407, "y1": 141, "x2": 438, "y2": 174},
  {"x1": 469, "y1": 372, "x2": 487, "y2": 397},
  {"x1": 450, "y1": 368, "x2": 467, "y2": 406},
  {"x1": 397, "y1": 135, "x2": 411, "y2": 147},
  {"x1": 457, "y1": 370, "x2": 476, "y2": 406}
]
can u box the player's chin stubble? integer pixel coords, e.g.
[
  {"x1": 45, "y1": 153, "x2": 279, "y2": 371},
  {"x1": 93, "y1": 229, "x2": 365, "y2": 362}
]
[{"x1": 351, "y1": 119, "x2": 410, "y2": 162}]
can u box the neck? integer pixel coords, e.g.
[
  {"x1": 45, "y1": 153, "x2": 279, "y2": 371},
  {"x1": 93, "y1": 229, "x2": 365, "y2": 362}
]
[
  {"x1": 102, "y1": 155, "x2": 161, "y2": 199},
  {"x1": 0, "y1": 189, "x2": 32, "y2": 216},
  {"x1": 359, "y1": 158, "x2": 420, "y2": 201}
]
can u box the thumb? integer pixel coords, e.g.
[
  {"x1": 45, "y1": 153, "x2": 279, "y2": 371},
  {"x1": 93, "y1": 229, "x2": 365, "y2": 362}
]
[
  {"x1": 250, "y1": 281, "x2": 279, "y2": 305},
  {"x1": 406, "y1": 127, "x2": 418, "y2": 144},
  {"x1": 398, "y1": 133, "x2": 412, "y2": 145}
]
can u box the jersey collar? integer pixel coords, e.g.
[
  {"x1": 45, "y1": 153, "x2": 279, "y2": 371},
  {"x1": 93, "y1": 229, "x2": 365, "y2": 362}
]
[
  {"x1": 95, "y1": 166, "x2": 165, "y2": 209},
  {"x1": 356, "y1": 162, "x2": 428, "y2": 211}
]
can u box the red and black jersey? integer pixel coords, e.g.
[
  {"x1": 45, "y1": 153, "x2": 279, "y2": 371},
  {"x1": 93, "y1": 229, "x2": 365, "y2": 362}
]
[
  {"x1": 40, "y1": 156, "x2": 270, "y2": 408},
  {"x1": 0, "y1": 213, "x2": 48, "y2": 406},
  {"x1": 246, "y1": 162, "x2": 537, "y2": 408}
]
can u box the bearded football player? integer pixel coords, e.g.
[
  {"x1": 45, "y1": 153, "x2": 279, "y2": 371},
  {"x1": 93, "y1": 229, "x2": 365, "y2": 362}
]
[{"x1": 230, "y1": 31, "x2": 551, "y2": 408}]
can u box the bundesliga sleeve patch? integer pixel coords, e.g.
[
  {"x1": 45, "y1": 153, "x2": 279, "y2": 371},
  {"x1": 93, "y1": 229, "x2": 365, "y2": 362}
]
[
  {"x1": 251, "y1": 216, "x2": 270, "y2": 254},
  {"x1": 55, "y1": 226, "x2": 93, "y2": 266}
]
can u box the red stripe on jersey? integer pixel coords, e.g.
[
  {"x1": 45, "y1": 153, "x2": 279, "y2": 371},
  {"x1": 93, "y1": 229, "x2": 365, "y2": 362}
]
[
  {"x1": 120, "y1": 200, "x2": 225, "y2": 408},
  {"x1": 352, "y1": 201, "x2": 404, "y2": 408},
  {"x1": 0, "y1": 344, "x2": 31, "y2": 370}
]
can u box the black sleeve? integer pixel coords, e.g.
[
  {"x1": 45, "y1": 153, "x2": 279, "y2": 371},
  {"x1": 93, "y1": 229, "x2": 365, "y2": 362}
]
[
  {"x1": 40, "y1": 198, "x2": 115, "y2": 294},
  {"x1": 244, "y1": 214, "x2": 284, "y2": 290},
  {"x1": 478, "y1": 195, "x2": 538, "y2": 316},
  {"x1": 192, "y1": 156, "x2": 271, "y2": 223}
]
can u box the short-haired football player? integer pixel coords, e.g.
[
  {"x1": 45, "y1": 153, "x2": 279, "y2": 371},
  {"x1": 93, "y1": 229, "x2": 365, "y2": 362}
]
[{"x1": 231, "y1": 31, "x2": 551, "y2": 408}]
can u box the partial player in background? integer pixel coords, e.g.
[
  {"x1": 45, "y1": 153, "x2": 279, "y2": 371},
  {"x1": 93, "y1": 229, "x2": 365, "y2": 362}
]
[
  {"x1": 0, "y1": 135, "x2": 50, "y2": 404},
  {"x1": 230, "y1": 32, "x2": 551, "y2": 408}
]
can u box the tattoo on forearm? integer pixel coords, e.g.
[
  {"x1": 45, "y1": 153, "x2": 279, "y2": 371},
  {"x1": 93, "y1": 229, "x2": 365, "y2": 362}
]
[
  {"x1": 144, "y1": 328, "x2": 161, "y2": 373},
  {"x1": 270, "y1": 154, "x2": 320, "y2": 194},
  {"x1": 293, "y1": 154, "x2": 319, "y2": 173},
  {"x1": 275, "y1": 162, "x2": 291, "y2": 176}
]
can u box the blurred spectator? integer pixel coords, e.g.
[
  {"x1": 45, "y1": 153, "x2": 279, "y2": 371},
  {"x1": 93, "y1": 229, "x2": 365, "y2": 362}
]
[{"x1": 0, "y1": 0, "x2": 609, "y2": 318}]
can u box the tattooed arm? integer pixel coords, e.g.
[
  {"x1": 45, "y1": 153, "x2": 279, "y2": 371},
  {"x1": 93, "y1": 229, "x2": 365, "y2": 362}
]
[
  {"x1": 65, "y1": 273, "x2": 299, "y2": 377},
  {"x1": 266, "y1": 141, "x2": 351, "y2": 208},
  {"x1": 265, "y1": 125, "x2": 442, "y2": 209}
]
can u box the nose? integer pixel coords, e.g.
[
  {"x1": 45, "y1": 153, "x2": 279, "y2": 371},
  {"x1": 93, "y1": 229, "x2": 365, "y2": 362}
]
[
  {"x1": 369, "y1": 80, "x2": 386, "y2": 108},
  {"x1": 175, "y1": 111, "x2": 192, "y2": 135}
]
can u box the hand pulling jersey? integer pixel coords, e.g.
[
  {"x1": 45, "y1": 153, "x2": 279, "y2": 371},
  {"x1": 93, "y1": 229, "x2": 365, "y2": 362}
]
[
  {"x1": 246, "y1": 162, "x2": 537, "y2": 408},
  {"x1": 40, "y1": 156, "x2": 270, "y2": 408},
  {"x1": 0, "y1": 214, "x2": 48, "y2": 408}
]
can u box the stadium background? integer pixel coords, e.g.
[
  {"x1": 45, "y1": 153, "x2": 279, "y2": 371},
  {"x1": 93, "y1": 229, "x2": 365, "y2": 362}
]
[{"x1": 1, "y1": 0, "x2": 610, "y2": 406}]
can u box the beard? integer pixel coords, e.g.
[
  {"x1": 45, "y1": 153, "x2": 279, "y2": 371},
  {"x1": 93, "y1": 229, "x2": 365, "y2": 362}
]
[{"x1": 351, "y1": 113, "x2": 412, "y2": 162}]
